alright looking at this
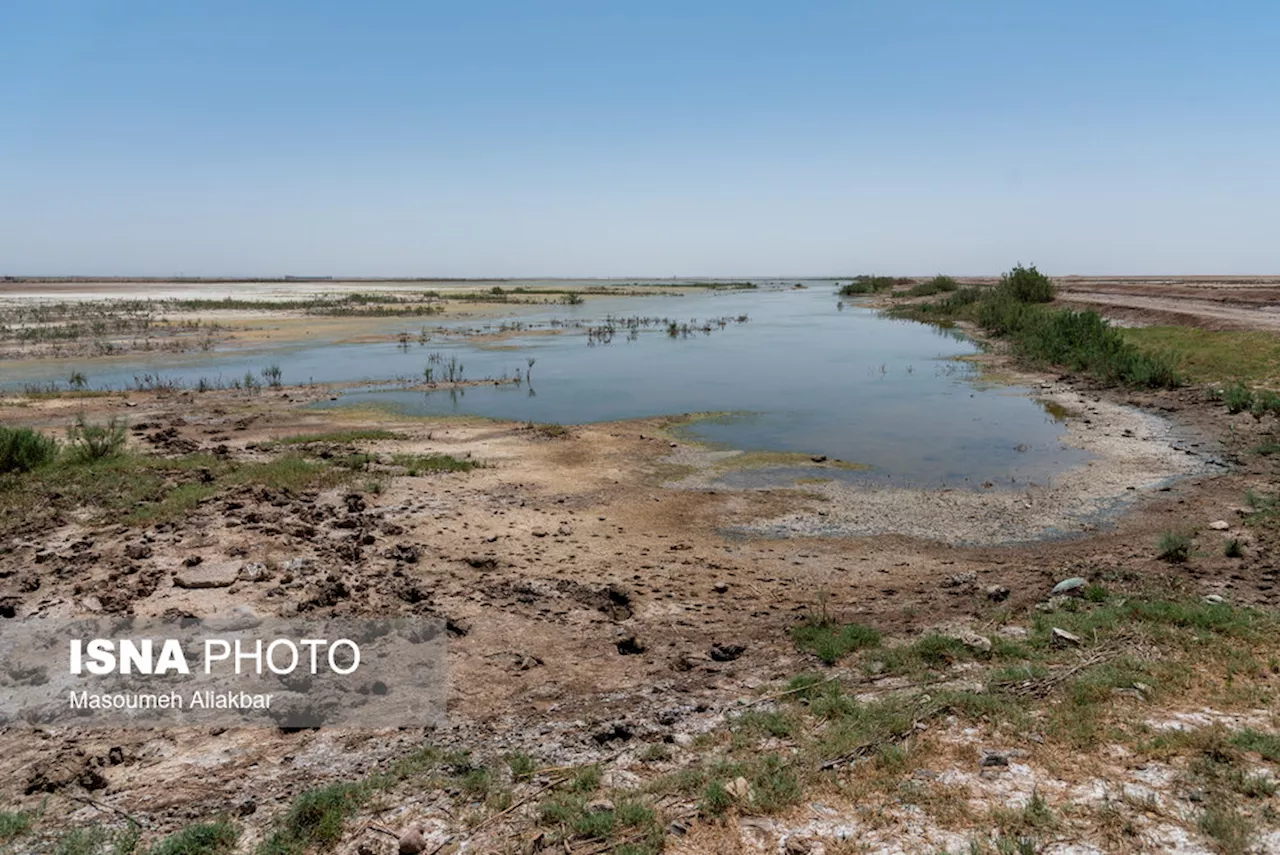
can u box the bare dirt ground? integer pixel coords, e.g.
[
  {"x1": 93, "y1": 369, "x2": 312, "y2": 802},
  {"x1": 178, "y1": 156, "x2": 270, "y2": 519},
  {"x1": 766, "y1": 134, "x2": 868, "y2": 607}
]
[
  {"x1": 1, "y1": 277, "x2": 1279, "y2": 854},
  {"x1": 1053, "y1": 277, "x2": 1280, "y2": 331}
]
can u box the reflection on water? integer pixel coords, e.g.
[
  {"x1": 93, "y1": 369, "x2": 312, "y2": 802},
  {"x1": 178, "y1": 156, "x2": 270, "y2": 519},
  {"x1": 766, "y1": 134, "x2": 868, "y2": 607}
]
[{"x1": 4, "y1": 284, "x2": 1089, "y2": 489}]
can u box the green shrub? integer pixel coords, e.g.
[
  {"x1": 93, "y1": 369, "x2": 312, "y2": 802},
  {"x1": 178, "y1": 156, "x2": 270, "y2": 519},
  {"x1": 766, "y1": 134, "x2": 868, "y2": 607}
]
[
  {"x1": 839, "y1": 275, "x2": 910, "y2": 296},
  {"x1": 0, "y1": 427, "x2": 59, "y2": 474},
  {"x1": 1220, "y1": 382, "x2": 1254, "y2": 414},
  {"x1": 906, "y1": 275, "x2": 959, "y2": 297},
  {"x1": 67, "y1": 415, "x2": 127, "y2": 462},
  {"x1": 1249, "y1": 389, "x2": 1280, "y2": 419},
  {"x1": 1158, "y1": 529, "x2": 1193, "y2": 563},
  {"x1": 998, "y1": 263, "x2": 1056, "y2": 303}
]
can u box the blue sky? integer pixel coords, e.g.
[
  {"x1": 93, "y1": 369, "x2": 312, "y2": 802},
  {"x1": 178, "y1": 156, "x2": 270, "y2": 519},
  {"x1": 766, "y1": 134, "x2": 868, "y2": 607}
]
[{"x1": 1, "y1": 1, "x2": 1277, "y2": 276}]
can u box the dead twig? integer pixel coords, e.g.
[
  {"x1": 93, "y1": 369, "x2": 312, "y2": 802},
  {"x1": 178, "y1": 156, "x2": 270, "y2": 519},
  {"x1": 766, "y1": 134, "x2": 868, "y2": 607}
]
[{"x1": 68, "y1": 795, "x2": 145, "y2": 828}]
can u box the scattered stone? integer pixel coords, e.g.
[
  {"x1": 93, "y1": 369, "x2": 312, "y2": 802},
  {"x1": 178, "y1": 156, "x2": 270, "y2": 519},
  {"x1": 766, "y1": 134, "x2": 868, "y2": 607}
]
[
  {"x1": 997, "y1": 625, "x2": 1029, "y2": 640},
  {"x1": 593, "y1": 722, "x2": 633, "y2": 744},
  {"x1": 1051, "y1": 627, "x2": 1082, "y2": 647},
  {"x1": 942, "y1": 571, "x2": 977, "y2": 589},
  {"x1": 725, "y1": 776, "x2": 751, "y2": 801},
  {"x1": 616, "y1": 636, "x2": 646, "y2": 656},
  {"x1": 388, "y1": 544, "x2": 421, "y2": 564},
  {"x1": 1051, "y1": 577, "x2": 1087, "y2": 595},
  {"x1": 124, "y1": 543, "x2": 153, "y2": 560},
  {"x1": 585, "y1": 798, "x2": 615, "y2": 813},
  {"x1": 785, "y1": 838, "x2": 823, "y2": 855},
  {"x1": 174, "y1": 562, "x2": 240, "y2": 589},
  {"x1": 1036, "y1": 595, "x2": 1071, "y2": 613},
  {"x1": 182, "y1": 555, "x2": 203, "y2": 567},
  {"x1": 709, "y1": 643, "x2": 745, "y2": 662},
  {"x1": 398, "y1": 827, "x2": 426, "y2": 855},
  {"x1": 81, "y1": 596, "x2": 103, "y2": 613},
  {"x1": 238, "y1": 562, "x2": 269, "y2": 582},
  {"x1": 958, "y1": 631, "x2": 992, "y2": 654},
  {"x1": 981, "y1": 752, "x2": 1009, "y2": 767},
  {"x1": 1203, "y1": 594, "x2": 1227, "y2": 605},
  {"x1": 712, "y1": 582, "x2": 729, "y2": 594},
  {"x1": 985, "y1": 584, "x2": 1010, "y2": 602},
  {"x1": 810, "y1": 455, "x2": 827, "y2": 463},
  {"x1": 1209, "y1": 520, "x2": 1231, "y2": 531},
  {"x1": 234, "y1": 796, "x2": 256, "y2": 817}
]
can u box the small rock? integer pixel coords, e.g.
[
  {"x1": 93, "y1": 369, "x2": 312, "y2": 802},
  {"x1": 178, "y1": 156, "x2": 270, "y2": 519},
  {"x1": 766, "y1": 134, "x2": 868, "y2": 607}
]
[
  {"x1": 1051, "y1": 627, "x2": 1082, "y2": 647},
  {"x1": 985, "y1": 584, "x2": 1010, "y2": 602},
  {"x1": 725, "y1": 776, "x2": 750, "y2": 801},
  {"x1": 785, "y1": 838, "x2": 823, "y2": 855},
  {"x1": 958, "y1": 631, "x2": 992, "y2": 654},
  {"x1": 124, "y1": 543, "x2": 153, "y2": 560},
  {"x1": 174, "y1": 562, "x2": 240, "y2": 589},
  {"x1": 810, "y1": 455, "x2": 827, "y2": 463},
  {"x1": 942, "y1": 571, "x2": 977, "y2": 589},
  {"x1": 616, "y1": 636, "x2": 645, "y2": 655},
  {"x1": 1209, "y1": 520, "x2": 1231, "y2": 531},
  {"x1": 1051, "y1": 577, "x2": 1087, "y2": 595},
  {"x1": 1203, "y1": 594, "x2": 1227, "y2": 605},
  {"x1": 398, "y1": 827, "x2": 426, "y2": 855},
  {"x1": 980, "y1": 752, "x2": 1009, "y2": 767},
  {"x1": 238, "y1": 562, "x2": 269, "y2": 582},
  {"x1": 712, "y1": 582, "x2": 729, "y2": 594},
  {"x1": 997, "y1": 625, "x2": 1029, "y2": 640},
  {"x1": 709, "y1": 643, "x2": 745, "y2": 662},
  {"x1": 585, "y1": 798, "x2": 615, "y2": 813}
]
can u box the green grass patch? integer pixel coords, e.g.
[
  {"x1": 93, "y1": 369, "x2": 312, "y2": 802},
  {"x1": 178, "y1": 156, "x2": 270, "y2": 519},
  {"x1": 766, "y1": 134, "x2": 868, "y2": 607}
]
[
  {"x1": 389, "y1": 453, "x2": 480, "y2": 474},
  {"x1": 0, "y1": 809, "x2": 34, "y2": 844},
  {"x1": 874, "y1": 634, "x2": 977, "y2": 676},
  {"x1": 256, "y1": 783, "x2": 367, "y2": 855},
  {"x1": 791, "y1": 618, "x2": 882, "y2": 664},
  {"x1": 144, "y1": 821, "x2": 238, "y2": 855},
  {"x1": 269, "y1": 429, "x2": 402, "y2": 446},
  {"x1": 1231, "y1": 728, "x2": 1280, "y2": 762},
  {"x1": 0, "y1": 451, "x2": 350, "y2": 541},
  {"x1": 1121, "y1": 327, "x2": 1280, "y2": 386}
]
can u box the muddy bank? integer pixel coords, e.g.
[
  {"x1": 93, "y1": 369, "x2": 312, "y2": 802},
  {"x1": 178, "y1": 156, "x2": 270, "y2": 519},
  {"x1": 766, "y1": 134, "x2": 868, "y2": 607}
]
[{"x1": 665, "y1": 374, "x2": 1216, "y2": 545}]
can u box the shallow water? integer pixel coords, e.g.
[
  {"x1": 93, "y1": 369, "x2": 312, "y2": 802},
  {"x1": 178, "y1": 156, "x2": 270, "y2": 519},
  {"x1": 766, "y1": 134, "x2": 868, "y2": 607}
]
[{"x1": 5, "y1": 283, "x2": 1090, "y2": 488}]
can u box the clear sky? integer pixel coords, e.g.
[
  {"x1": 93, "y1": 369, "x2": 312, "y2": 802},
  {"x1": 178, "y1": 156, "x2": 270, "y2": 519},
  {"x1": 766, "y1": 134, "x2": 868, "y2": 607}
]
[{"x1": 1, "y1": 1, "x2": 1277, "y2": 277}]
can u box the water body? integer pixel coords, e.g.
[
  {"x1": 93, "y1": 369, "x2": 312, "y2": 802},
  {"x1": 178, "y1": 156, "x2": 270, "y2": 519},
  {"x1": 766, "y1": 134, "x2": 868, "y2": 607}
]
[{"x1": 6, "y1": 283, "x2": 1090, "y2": 489}]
